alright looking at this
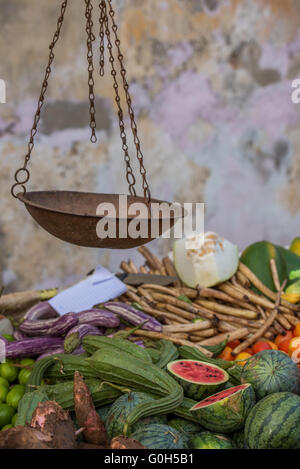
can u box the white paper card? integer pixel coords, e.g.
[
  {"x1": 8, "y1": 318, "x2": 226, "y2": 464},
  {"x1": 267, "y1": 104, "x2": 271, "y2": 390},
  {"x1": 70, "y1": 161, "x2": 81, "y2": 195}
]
[{"x1": 49, "y1": 266, "x2": 127, "y2": 315}]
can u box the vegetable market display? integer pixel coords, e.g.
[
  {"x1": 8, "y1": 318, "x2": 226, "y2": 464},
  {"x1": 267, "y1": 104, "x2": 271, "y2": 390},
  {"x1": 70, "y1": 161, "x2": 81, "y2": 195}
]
[{"x1": 1, "y1": 234, "x2": 300, "y2": 449}]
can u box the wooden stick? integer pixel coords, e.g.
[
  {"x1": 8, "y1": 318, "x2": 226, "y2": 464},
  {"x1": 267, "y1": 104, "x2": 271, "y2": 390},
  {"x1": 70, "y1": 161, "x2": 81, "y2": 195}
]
[
  {"x1": 177, "y1": 287, "x2": 198, "y2": 299},
  {"x1": 232, "y1": 285, "x2": 285, "y2": 355},
  {"x1": 275, "y1": 313, "x2": 292, "y2": 331},
  {"x1": 136, "y1": 287, "x2": 155, "y2": 304},
  {"x1": 131, "y1": 330, "x2": 213, "y2": 356},
  {"x1": 220, "y1": 282, "x2": 292, "y2": 315},
  {"x1": 236, "y1": 271, "x2": 251, "y2": 288},
  {"x1": 270, "y1": 259, "x2": 281, "y2": 292},
  {"x1": 163, "y1": 304, "x2": 196, "y2": 321},
  {"x1": 199, "y1": 328, "x2": 249, "y2": 346},
  {"x1": 137, "y1": 303, "x2": 188, "y2": 324},
  {"x1": 196, "y1": 299, "x2": 257, "y2": 320},
  {"x1": 239, "y1": 263, "x2": 299, "y2": 311},
  {"x1": 138, "y1": 246, "x2": 164, "y2": 274},
  {"x1": 162, "y1": 256, "x2": 181, "y2": 287},
  {"x1": 283, "y1": 313, "x2": 299, "y2": 327},
  {"x1": 217, "y1": 321, "x2": 237, "y2": 332},
  {"x1": 257, "y1": 305, "x2": 266, "y2": 320},
  {"x1": 163, "y1": 320, "x2": 211, "y2": 334},
  {"x1": 189, "y1": 329, "x2": 217, "y2": 340},
  {"x1": 120, "y1": 261, "x2": 133, "y2": 274},
  {"x1": 142, "y1": 285, "x2": 180, "y2": 297},
  {"x1": 150, "y1": 293, "x2": 200, "y2": 314},
  {"x1": 199, "y1": 286, "x2": 258, "y2": 312}
]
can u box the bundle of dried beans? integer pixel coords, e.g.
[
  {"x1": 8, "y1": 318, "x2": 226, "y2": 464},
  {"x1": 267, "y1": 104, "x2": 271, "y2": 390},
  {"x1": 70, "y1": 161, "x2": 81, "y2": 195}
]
[{"x1": 116, "y1": 246, "x2": 300, "y2": 355}]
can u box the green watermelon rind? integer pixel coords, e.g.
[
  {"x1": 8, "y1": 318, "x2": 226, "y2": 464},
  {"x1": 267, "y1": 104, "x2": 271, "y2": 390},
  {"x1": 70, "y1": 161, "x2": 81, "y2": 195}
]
[
  {"x1": 168, "y1": 418, "x2": 203, "y2": 445},
  {"x1": 244, "y1": 392, "x2": 300, "y2": 449},
  {"x1": 167, "y1": 360, "x2": 229, "y2": 401},
  {"x1": 241, "y1": 350, "x2": 300, "y2": 400},
  {"x1": 105, "y1": 392, "x2": 155, "y2": 439},
  {"x1": 191, "y1": 432, "x2": 235, "y2": 450},
  {"x1": 131, "y1": 424, "x2": 189, "y2": 449},
  {"x1": 190, "y1": 383, "x2": 256, "y2": 433}
]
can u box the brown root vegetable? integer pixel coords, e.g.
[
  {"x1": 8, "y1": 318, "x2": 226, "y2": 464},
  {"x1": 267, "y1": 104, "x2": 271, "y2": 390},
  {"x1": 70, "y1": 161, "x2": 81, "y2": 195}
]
[
  {"x1": 74, "y1": 371, "x2": 108, "y2": 447},
  {"x1": 110, "y1": 436, "x2": 146, "y2": 449},
  {"x1": 0, "y1": 426, "x2": 52, "y2": 449},
  {"x1": 31, "y1": 400, "x2": 76, "y2": 449}
]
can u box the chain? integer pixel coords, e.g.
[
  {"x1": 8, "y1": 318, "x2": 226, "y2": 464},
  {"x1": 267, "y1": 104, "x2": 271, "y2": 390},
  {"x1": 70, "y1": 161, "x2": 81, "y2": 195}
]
[
  {"x1": 85, "y1": 0, "x2": 97, "y2": 143},
  {"x1": 11, "y1": 0, "x2": 68, "y2": 198},
  {"x1": 101, "y1": 0, "x2": 136, "y2": 196},
  {"x1": 106, "y1": 0, "x2": 151, "y2": 203},
  {"x1": 99, "y1": 0, "x2": 106, "y2": 76}
]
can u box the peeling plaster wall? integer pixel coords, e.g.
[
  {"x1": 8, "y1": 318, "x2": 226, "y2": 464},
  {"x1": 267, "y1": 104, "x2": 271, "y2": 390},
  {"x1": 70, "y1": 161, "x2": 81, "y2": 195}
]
[{"x1": 0, "y1": 0, "x2": 300, "y2": 291}]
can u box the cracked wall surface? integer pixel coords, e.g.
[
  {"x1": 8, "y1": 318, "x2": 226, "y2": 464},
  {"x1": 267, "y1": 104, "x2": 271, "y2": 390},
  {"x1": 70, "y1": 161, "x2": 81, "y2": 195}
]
[{"x1": 0, "y1": 0, "x2": 300, "y2": 291}]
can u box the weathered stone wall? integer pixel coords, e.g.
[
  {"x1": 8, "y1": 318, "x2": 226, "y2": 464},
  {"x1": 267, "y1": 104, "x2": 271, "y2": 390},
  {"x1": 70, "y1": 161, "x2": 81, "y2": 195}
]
[{"x1": 0, "y1": 0, "x2": 300, "y2": 291}]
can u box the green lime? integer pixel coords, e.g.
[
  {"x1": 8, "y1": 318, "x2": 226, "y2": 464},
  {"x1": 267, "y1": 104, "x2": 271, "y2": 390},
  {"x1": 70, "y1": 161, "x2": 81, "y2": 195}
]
[
  {"x1": 19, "y1": 358, "x2": 35, "y2": 367},
  {"x1": 18, "y1": 368, "x2": 31, "y2": 385},
  {"x1": 0, "y1": 385, "x2": 8, "y2": 403},
  {"x1": 2, "y1": 334, "x2": 14, "y2": 342},
  {"x1": 1, "y1": 424, "x2": 13, "y2": 431},
  {"x1": 0, "y1": 377, "x2": 9, "y2": 390},
  {"x1": 6, "y1": 386, "x2": 25, "y2": 410},
  {"x1": 0, "y1": 362, "x2": 18, "y2": 383},
  {"x1": 11, "y1": 413, "x2": 18, "y2": 426},
  {"x1": 0, "y1": 404, "x2": 15, "y2": 428}
]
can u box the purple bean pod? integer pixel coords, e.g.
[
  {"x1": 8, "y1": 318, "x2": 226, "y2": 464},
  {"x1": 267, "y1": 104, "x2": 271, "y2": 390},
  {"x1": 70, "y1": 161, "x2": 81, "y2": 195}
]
[
  {"x1": 13, "y1": 330, "x2": 27, "y2": 341},
  {"x1": 78, "y1": 309, "x2": 120, "y2": 328},
  {"x1": 132, "y1": 340, "x2": 145, "y2": 348},
  {"x1": 19, "y1": 313, "x2": 78, "y2": 337},
  {"x1": 104, "y1": 301, "x2": 162, "y2": 332},
  {"x1": 64, "y1": 324, "x2": 103, "y2": 353},
  {"x1": 72, "y1": 345, "x2": 86, "y2": 356},
  {"x1": 24, "y1": 302, "x2": 59, "y2": 321},
  {"x1": 5, "y1": 337, "x2": 64, "y2": 358},
  {"x1": 36, "y1": 347, "x2": 65, "y2": 361}
]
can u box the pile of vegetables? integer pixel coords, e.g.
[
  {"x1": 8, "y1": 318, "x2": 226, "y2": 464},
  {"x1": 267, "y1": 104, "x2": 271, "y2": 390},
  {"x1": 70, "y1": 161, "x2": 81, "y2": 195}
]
[
  {"x1": 1, "y1": 235, "x2": 300, "y2": 448},
  {"x1": 0, "y1": 357, "x2": 35, "y2": 431},
  {"x1": 1, "y1": 336, "x2": 299, "y2": 449}
]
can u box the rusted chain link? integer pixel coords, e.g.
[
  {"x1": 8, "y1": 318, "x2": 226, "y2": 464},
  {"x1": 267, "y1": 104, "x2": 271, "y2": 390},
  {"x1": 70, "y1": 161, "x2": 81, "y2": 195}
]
[
  {"x1": 106, "y1": 0, "x2": 151, "y2": 202},
  {"x1": 85, "y1": 0, "x2": 97, "y2": 143},
  {"x1": 100, "y1": 0, "x2": 137, "y2": 196},
  {"x1": 11, "y1": 0, "x2": 68, "y2": 198},
  {"x1": 99, "y1": 0, "x2": 106, "y2": 76}
]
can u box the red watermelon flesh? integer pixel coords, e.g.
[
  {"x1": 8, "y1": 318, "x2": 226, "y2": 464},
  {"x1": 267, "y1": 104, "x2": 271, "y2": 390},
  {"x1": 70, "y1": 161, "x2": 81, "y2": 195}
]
[
  {"x1": 168, "y1": 360, "x2": 226, "y2": 384},
  {"x1": 192, "y1": 384, "x2": 249, "y2": 409}
]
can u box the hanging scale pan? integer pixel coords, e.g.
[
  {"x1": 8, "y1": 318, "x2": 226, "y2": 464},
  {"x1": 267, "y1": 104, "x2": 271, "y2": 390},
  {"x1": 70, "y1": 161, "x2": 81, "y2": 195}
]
[{"x1": 11, "y1": 0, "x2": 184, "y2": 249}]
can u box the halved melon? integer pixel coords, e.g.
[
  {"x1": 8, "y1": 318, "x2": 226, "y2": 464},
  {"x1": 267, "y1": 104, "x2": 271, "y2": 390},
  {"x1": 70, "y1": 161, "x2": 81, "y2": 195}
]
[
  {"x1": 167, "y1": 359, "x2": 229, "y2": 400},
  {"x1": 190, "y1": 383, "x2": 256, "y2": 433}
]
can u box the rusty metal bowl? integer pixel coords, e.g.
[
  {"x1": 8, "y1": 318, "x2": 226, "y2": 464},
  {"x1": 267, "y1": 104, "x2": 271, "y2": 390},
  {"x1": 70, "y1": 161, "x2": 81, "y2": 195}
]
[{"x1": 17, "y1": 191, "x2": 184, "y2": 249}]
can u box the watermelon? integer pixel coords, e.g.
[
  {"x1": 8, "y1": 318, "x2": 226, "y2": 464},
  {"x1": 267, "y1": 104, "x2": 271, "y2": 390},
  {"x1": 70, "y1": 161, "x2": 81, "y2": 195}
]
[
  {"x1": 244, "y1": 392, "x2": 300, "y2": 449},
  {"x1": 96, "y1": 404, "x2": 112, "y2": 424},
  {"x1": 132, "y1": 414, "x2": 168, "y2": 433},
  {"x1": 105, "y1": 392, "x2": 155, "y2": 439},
  {"x1": 232, "y1": 430, "x2": 245, "y2": 449},
  {"x1": 168, "y1": 418, "x2": 203, "y2": 445},
  {"x1": 227, "y1": 365, "x2": 243, "y2": 385},
  {"x1": 131, "y1": 424, "x2": 188, "y2": 449},
  {"x1": 191, "y1": 432, "x2": 235, "y2": 449},
  {"x1": 241, "y1": 350, "x2": 300, "y2": 399},
  {"x1": 190, "y1": 383, "x2": 255, "y2": 433},
  {"x1": 167, "y1": 360, "x2": 228, "y2": 400}
]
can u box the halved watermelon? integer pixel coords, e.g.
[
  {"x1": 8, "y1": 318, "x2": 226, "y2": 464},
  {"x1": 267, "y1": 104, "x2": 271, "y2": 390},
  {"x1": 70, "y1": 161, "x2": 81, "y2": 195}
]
[
  {"x1": 190, "y1": 383, "x2": 255, "y2": 433},
  {"x1": 167, "y1": 360, "x2": 228, "y2": 400}
]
